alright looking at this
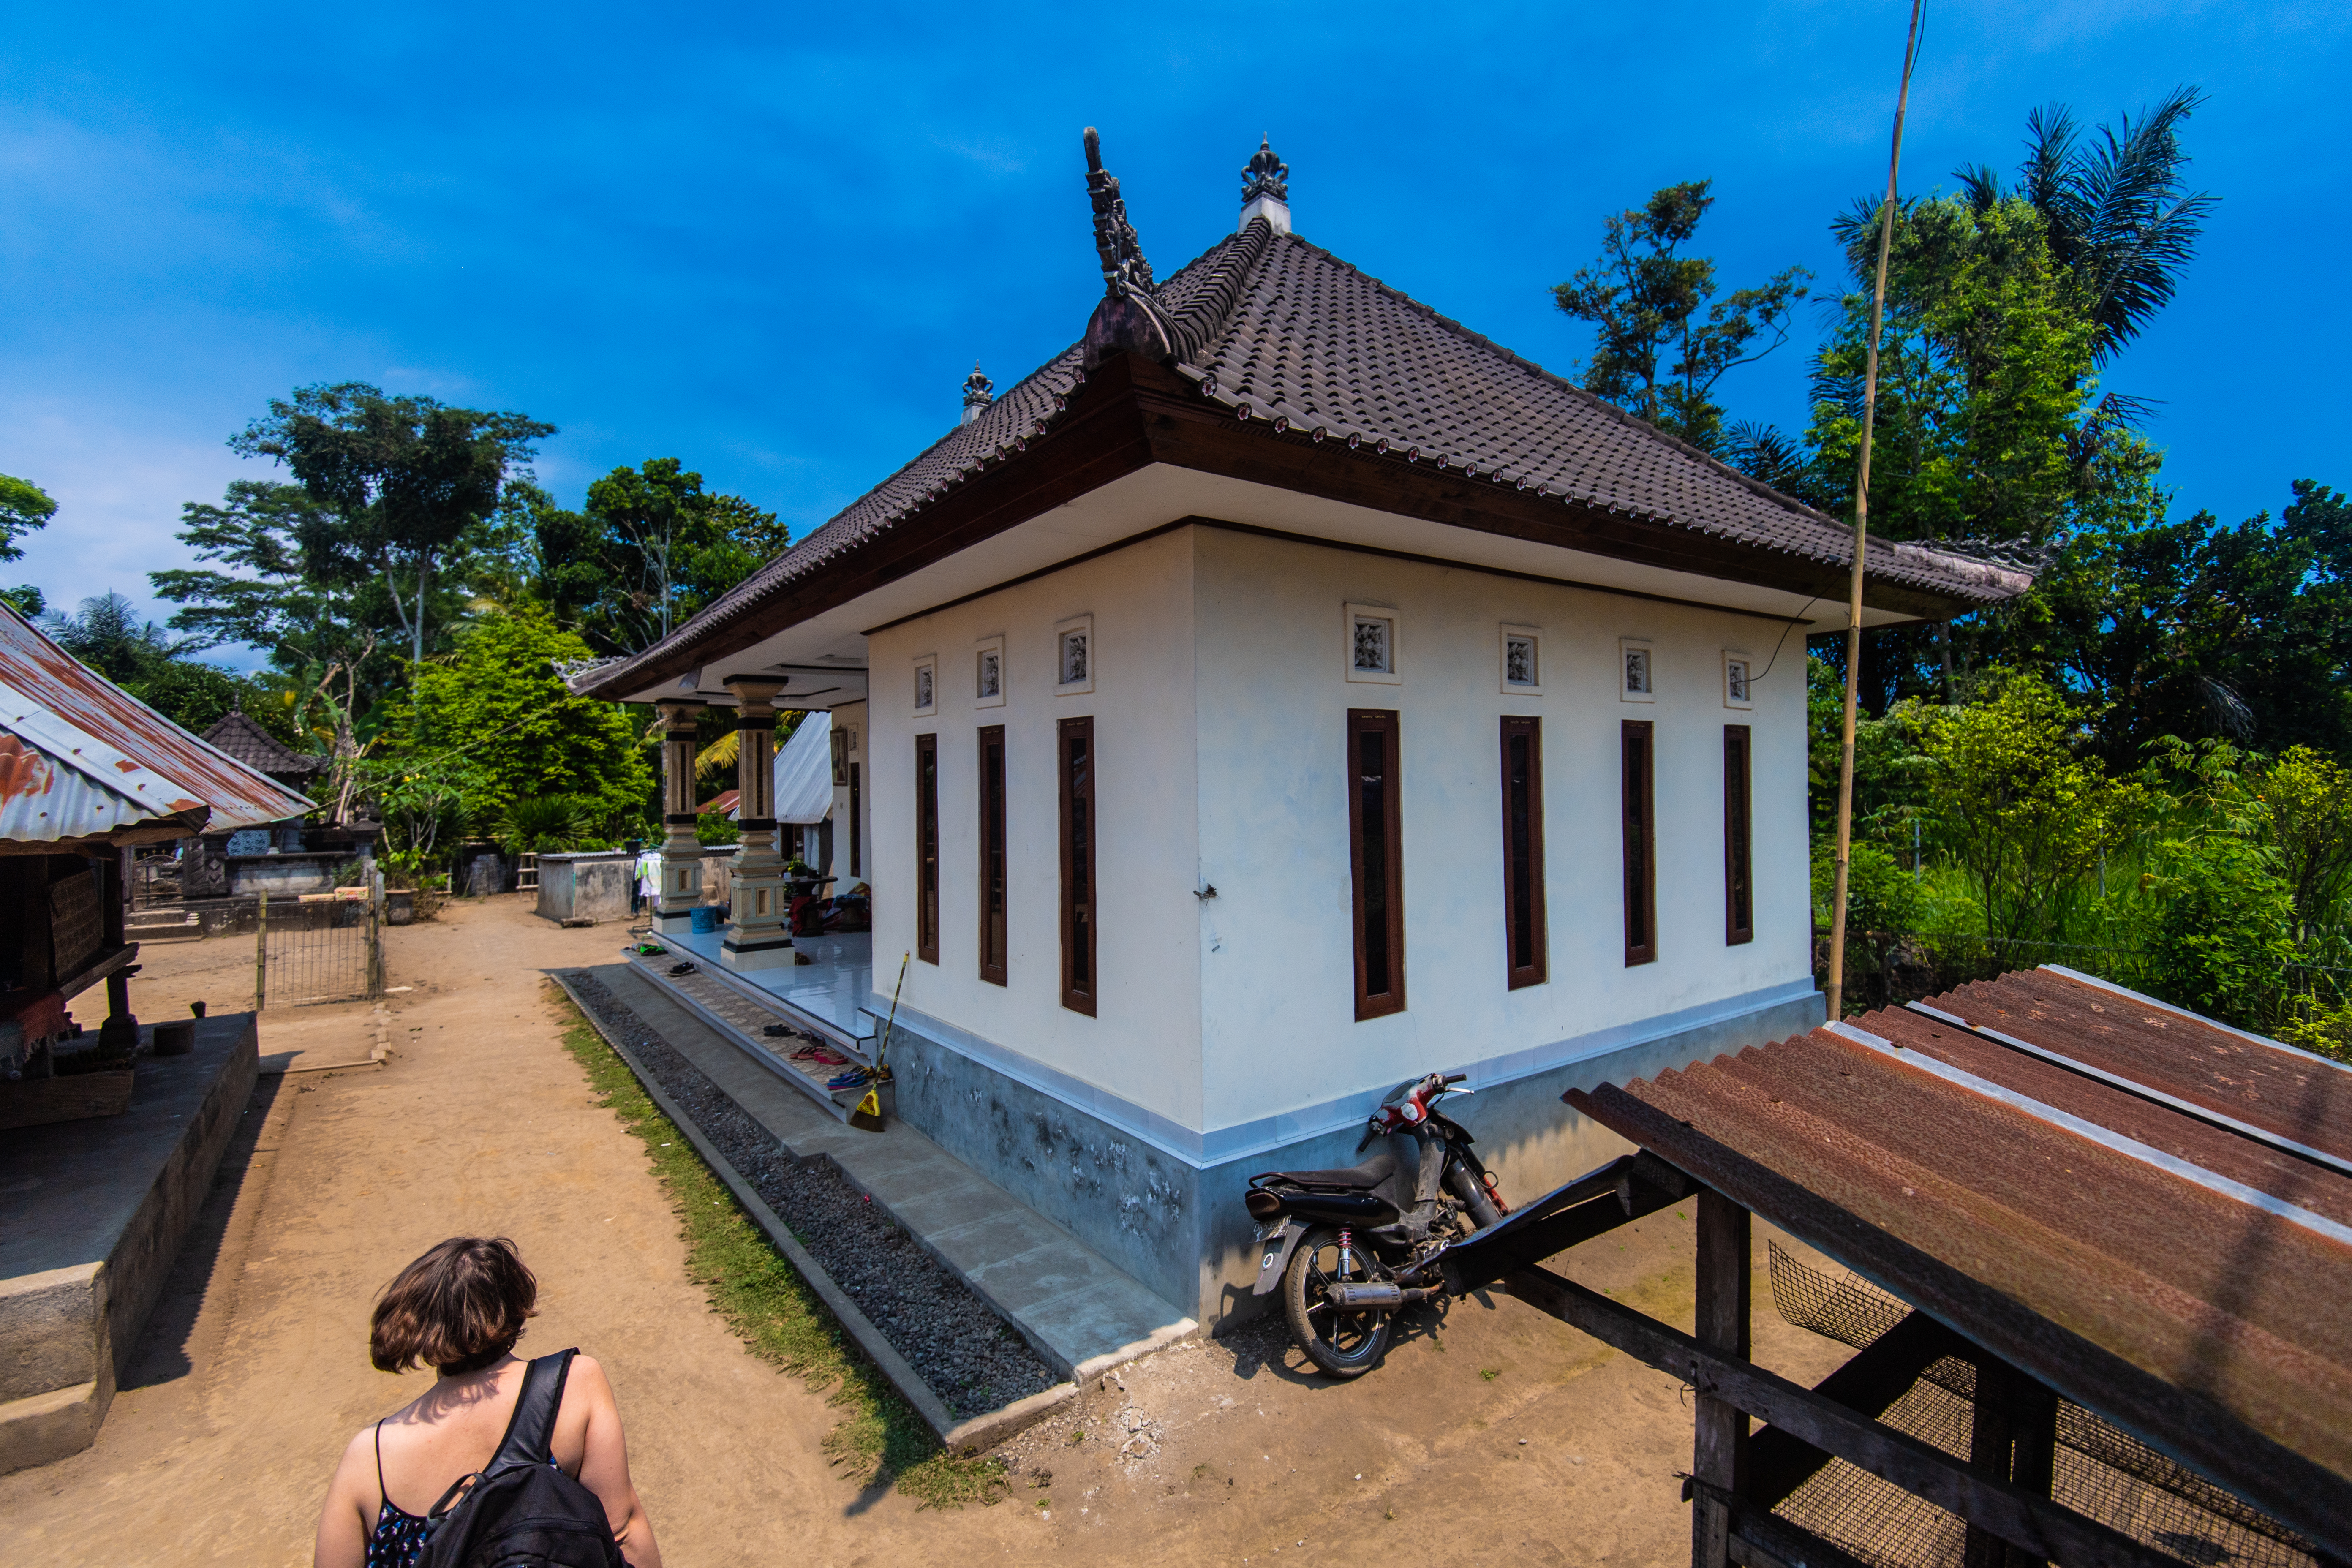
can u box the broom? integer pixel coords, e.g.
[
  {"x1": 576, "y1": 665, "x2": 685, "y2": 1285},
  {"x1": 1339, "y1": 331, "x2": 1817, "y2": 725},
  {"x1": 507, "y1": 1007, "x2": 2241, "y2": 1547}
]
[{"x1": 849, "y1": 951, "x2": 911, "y2": 1132}]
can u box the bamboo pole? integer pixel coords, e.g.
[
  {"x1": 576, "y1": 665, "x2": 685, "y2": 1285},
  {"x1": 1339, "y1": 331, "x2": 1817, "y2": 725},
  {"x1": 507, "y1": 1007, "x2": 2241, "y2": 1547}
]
[
  {"x1": 1827, "y1": 0, "x2": 1926, "y2": 1022},
  {"x1": 255, "y1": 891, "x2": 269, "y2": 1012}
]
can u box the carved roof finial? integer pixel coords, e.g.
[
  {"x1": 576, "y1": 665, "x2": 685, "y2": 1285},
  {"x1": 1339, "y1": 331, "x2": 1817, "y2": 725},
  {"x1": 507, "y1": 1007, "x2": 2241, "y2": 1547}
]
[
  {"x1": 1083, "y1": 126, "x2": 1156, "y2": 299},
  {"x1": 1242, "y1": 136, "x2": 1288, "y2": 205},
  {"x1": 961, "y1": 363, "x2": 994, "y2": 425}
]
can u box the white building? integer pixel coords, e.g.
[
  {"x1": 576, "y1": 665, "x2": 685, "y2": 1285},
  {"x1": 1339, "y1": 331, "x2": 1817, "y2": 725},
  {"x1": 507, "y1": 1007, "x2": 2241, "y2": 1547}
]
[{"x1": 574, "y1": 136, "x2": 2028, "y2": 1326}]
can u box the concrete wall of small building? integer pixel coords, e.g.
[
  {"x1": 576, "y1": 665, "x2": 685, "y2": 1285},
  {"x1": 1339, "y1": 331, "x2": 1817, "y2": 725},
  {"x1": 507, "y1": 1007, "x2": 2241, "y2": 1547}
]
[
  {"x1": 1189, "y1": 525, "x2": 1814, "y2": 1133},
  {"x1": 867, "y1": 528, "x2": 1205, "y2": 1129}
]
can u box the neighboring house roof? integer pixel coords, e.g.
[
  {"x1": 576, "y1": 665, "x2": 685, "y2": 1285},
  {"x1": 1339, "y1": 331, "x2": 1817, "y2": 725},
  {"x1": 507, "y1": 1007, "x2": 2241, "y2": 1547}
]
[
  {"x1": 199, "y1": 710, "x2": 327, "y2": 779},
  {"x1": 579, "y1": 166, "x2": 2032, "y2": 703},
  {"x1": 0, "y1": 604, "x2": 315, "y2": 853},
  {"x1": 1551, "y1": 964, "x2": 2352, "y2": 1555},
  {"x1": 770, "y1": 711, "x2": 833, "y2": 825},
  {"x1": 696, "y1": 789, "x2": 740, "y2": 816}
]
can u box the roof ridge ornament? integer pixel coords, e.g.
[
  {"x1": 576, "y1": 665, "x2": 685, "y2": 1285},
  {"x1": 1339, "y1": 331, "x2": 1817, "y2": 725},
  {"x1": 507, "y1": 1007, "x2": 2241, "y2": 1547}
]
[
  {"x1": 961, "y1": 363, "x2": 994, "y2": 425},
  {"x1": 1239, "y1": 136, "x2": 1291, "y2": 236},
  {"x1": 1080, "y1": 127, "x2": 1180, "y2": 369}
]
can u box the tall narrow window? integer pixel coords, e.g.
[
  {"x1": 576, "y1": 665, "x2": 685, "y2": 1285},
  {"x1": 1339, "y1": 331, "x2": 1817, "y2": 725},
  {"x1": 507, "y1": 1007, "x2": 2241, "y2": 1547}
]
[
  {"x1": 1724, "y1": 724, "x2": 1754, "y2": 946},
  {"x1": 978, "y1": 725, "x2": 1007, "y2": 985},
  {"x1": 914, "y1": 735, "x2": 938, "y2": 964},
  {"x1": 1348, "y1": 709, "x2": 1406, "y2": 1019},
  {"x1": 1058, "y1": 717, "x2": 1096, "y2": 1014},
  {"x1": 1500, "y1": 716, "x2": 1547, "y2": 989},
  {"x1": 1622, "y1": 720, "x2": 1656, "y2": 965},
  {"x1": 848, "y1": 761, "x2": 863, "y2": 879}
]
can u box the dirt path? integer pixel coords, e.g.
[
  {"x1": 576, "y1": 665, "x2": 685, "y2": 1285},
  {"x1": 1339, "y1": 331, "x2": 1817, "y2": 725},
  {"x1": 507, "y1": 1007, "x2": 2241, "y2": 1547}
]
[{"x1": 0, "y1": 895, "x2": 1846, "y2": 1565}]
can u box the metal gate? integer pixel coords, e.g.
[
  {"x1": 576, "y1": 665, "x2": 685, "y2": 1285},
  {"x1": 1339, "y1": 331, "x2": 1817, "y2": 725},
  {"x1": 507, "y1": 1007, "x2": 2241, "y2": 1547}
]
[{"x1": 255, "y1": 881, "x2": 384, "y2": 1008}]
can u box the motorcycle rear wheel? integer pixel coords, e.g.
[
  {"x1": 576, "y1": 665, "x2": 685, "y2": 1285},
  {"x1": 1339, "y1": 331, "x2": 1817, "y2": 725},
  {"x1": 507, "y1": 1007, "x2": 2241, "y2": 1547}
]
[{"x1": 1282, "y1": 1225, "x2": 1395, "y2": 1378}]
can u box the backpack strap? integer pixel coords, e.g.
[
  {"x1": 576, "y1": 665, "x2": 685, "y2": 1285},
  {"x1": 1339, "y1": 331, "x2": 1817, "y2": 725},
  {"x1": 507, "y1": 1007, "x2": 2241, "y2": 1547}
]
[{"x1": 488, "y1": 1349, "x2": 577, "y2": 1473}]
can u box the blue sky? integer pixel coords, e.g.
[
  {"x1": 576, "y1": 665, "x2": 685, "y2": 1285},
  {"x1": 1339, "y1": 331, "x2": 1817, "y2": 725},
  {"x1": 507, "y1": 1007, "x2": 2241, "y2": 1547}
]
[{"x1": 4, "y1": 2, "x2": 2345, "y2": 665}]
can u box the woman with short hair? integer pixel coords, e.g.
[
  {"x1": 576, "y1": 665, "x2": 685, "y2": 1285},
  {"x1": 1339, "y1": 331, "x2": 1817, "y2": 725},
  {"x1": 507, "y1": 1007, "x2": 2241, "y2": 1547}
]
[{"x1": 312, "y1": 1237, "x2": 662, "y2": 1568}]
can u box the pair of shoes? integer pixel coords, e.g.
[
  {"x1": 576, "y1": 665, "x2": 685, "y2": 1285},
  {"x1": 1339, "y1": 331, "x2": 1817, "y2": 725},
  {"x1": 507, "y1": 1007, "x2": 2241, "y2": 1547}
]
[
  {"x1": 634, "y1": 943, "x2": 667, "y2": 957},
  {"x1": 668, "y1": 962, "x2": 697, "y2": 976},
  {"x1": 827, "y1": 1069, "x2": 870, "y2": 1092},
  {"x1": 792, "y1": 1044, "x2": 848, "y2": 1067},
  {"x1": 761, "y1": 1024, "x2": 792, "y2": 1038}
]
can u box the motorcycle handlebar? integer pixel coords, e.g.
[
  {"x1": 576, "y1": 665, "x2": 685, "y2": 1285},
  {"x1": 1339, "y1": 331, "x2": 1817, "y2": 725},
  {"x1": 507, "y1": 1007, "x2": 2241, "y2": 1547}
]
[{"x1": 1440, "y1": 1073, "x2": 1467, "y2": 1085}]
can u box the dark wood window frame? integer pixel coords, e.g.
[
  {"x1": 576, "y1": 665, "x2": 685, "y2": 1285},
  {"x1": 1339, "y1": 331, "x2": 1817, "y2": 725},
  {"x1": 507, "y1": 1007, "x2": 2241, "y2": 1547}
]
[
  {"x1": 1724, "y1": 723, "x2": 1755, "y2": 946},
  {"x1": 978, "y1": 724, "x2": 1008, "y2": 986},
  {"x1": 1500, "y1": 715, "x2": 1547, "y2": 990},
  {"x1": 1348, "y1": 708, "x2": 1407, "y2": 1020},
  {"x1": 1058, "y1": 716, "x2": 1097, "y2": 1015},
  {"x1": 914, "y1": 733, "x2": 939, "y2": 965},
  {"x1": 1622, "y1": 719, "x2": 1657, "y2": 966}
]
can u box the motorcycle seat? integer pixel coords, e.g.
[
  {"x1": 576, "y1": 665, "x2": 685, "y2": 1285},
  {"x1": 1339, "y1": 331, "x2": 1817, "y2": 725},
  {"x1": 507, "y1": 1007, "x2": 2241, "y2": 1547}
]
[{"x1": 1261, "y1": 1150, "x2": 1398, "y2": 1191}]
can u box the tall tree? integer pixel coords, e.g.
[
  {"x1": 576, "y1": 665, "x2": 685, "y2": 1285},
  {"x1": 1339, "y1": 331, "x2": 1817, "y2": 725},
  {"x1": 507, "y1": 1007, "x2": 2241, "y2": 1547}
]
[
  {"x1": 529, "y1": 460, "x2": 787, "y2": 656},
  {"x1": 1956, "y1": 87, "x2": 2215, "y2": 365},
  {"x1": 2, "y1": 472, "x2": 57, "y2": 613},
  {"x1": 1551, "y1": 181, "x2": 1809, "y2": 453},
  {"x1": 151, "y1": 479, "x2": 390, "y2": 816},
  {"x1": 230, "y1": 383, "x2": 554, "y2": 683}
]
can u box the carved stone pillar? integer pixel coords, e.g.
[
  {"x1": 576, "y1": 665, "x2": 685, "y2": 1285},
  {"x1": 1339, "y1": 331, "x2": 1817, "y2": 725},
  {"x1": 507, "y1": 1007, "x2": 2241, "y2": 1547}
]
[
  {"x1": 652, "y1": 701, "x2": 705, "y2": 934},
  {"x1": 720, "y1": 679, "x2": 795, "y2": 970}
]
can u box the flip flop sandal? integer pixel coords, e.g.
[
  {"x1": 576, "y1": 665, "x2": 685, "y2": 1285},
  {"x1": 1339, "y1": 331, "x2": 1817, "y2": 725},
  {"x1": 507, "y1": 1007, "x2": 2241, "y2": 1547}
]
[
  {"x1": 762, "y1": 1024, "x2": 793, "y2": 1038},
  {"x1": 668, "y1": 962, "x2": 697, "y2": 976},
  {"x1": 826, "y1": 1070, "x2": 870, "y2": 1092}
]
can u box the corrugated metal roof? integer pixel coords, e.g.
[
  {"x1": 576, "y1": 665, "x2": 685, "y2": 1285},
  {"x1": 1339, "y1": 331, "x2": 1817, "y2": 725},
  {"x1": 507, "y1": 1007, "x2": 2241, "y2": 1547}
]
[
  {"x1": 0, "y1": 604, "x2": 315, "y2": 849},
  {"x1": 1564, "y1": 966, "x2": 2352, "y2": 1556}
]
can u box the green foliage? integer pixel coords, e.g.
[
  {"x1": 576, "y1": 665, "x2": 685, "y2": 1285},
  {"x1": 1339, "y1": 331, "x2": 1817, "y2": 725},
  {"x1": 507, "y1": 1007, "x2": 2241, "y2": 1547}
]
[
  {"x1": 497, "y1": 794, "x2": 598, "y2": 855},
  {"x1": 357, "y1": 752, "x2": 486, "y2": 863},
  {"x1": 528, "y1": 459, "x2": 789, "y2": 656},
  {"x1": 1, "y1": 585, "x2": 44, "y2": 617},
  {"x1": 1906, "y1": 671, "x2": 2145, "y2": 942},
  {"x1": 2140, "y1": 830, "x2": 2295, "y2": 1031},
  {"x1": 0, "y1": 472, "x2": 57, "y2": 563},
  {"x1": 231, "y1": 382, "x2": 554, "y2": 675},
  {"x1": 695, "y1": 811, "x2": 740, "y2": 847},
  {"x1": 387, "y1": 605, "x2": 651, "y2": 829},
  {"x1": 1811, "y1": 840, "x2": 1925, "y2": 936},
  {"x1": 1551, "y1": 181, "x2": 1808, "y2": 454},
  {"x1": 552, "y1": 995, "x2": 1007, "y2": 1508},
  {"x1": 2256, "y1": 746, "x2": 2352, "y2": 938}
]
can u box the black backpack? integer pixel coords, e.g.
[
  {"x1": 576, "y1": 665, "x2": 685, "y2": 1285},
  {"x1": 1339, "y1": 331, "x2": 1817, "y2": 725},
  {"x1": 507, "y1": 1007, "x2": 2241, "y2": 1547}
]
[{"x1": 415, "y1": 1350, "x2": 626, "y2": 1568}]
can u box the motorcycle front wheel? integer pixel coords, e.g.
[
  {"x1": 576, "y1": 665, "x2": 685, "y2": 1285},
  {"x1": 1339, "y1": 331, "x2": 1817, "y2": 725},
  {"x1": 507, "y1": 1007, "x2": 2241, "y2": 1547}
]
[{"x1": 1281, "y1": 1225, "x2": 1394, "y2": 1378}]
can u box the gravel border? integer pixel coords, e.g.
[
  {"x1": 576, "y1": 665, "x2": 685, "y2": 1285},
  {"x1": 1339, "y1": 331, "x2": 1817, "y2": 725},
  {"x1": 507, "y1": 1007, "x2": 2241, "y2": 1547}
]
[{"x1": 561, "y1": 970, "x2": 1059, "y2": 1417}]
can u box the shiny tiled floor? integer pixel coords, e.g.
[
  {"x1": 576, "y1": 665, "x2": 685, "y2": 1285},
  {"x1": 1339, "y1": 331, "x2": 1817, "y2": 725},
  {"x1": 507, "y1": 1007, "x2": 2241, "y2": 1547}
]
[{"x1": 662, "y1": 927, "x2": 874, "y2": 1041}]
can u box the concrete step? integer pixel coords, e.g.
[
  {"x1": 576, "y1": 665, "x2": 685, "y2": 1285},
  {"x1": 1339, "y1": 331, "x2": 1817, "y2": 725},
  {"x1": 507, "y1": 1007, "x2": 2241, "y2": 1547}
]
[
  {"x1": 621, "y1": 951, "x2": 879, "y2": 1126},
  {"x1": 583, "y1": 963, "x2": 1195, "y2": 1383}
]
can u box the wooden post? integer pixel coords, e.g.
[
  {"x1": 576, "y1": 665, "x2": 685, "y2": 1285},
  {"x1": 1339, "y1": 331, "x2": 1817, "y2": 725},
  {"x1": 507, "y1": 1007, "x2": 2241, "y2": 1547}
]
[
  {"x1": 1693, "y1": 1187, "x2": 1752, "y2": 1568},
  {"x1": 255, "y1": 891, "x2": 268, "y2": 1011},
  {"x1": 1969, "y1": 1355, "x2": 2061, "y2": 1568}
]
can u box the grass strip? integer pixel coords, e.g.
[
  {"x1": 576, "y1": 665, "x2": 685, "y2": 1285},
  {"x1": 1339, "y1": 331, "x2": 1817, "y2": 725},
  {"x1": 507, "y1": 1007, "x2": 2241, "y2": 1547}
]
[{"x1": 550, "y1": 984, "x2": 1008, "y2": 1509}]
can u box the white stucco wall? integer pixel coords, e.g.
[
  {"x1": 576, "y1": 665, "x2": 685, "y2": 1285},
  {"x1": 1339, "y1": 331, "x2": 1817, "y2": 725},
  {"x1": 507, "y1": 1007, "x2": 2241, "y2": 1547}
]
[
  {"x1": 1190, "y1": 527, "x2": 1811, "y2": 1132},
  {"x1": 866, "y1": 529, "x2": 1205, "y2": 1125}
]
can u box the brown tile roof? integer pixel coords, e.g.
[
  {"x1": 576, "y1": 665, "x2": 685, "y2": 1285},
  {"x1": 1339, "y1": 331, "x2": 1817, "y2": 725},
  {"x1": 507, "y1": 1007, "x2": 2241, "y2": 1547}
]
[
  {"x1": 199, "y1": 710, "x2": 325, "y2": 778},
  {"x1": 577, "y1": 219, "x2": 2028, "y2": 700}
]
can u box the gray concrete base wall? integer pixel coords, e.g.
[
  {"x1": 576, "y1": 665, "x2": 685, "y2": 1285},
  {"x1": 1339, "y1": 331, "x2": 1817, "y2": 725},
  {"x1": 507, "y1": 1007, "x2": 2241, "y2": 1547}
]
[
  {"x1": 885, "y1": 987, "x2": 1825, "y2": 1330},
  {"x1": 0, "y1": 1013, "x2": 259, "y2": 1472},
  {"x1": 536, "y1": 853, "x2": 635, "y2": 924}
]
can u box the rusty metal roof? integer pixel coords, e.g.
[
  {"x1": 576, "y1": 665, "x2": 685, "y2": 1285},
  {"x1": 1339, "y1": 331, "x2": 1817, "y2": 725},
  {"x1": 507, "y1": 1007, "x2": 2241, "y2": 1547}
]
[
  {"x1": 0, "y1": 604, "x2": 315, "y2": 851},
  {"x1": 1566, "y1": 965, "x2": 2352, "y2": 1557}
]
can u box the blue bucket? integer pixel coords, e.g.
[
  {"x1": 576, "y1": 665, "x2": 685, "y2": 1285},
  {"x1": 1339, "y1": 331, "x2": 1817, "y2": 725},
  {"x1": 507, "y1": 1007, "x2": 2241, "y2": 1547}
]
[{"x1": 690, "y1": 905, "x2": 721, "y2": 934}]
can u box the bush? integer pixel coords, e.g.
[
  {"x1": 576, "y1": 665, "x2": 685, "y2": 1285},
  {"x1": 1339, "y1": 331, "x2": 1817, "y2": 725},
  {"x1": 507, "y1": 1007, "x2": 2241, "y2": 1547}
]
[
  {"x1": 1812, "y1": 839, "x2": 1925, "y2": 935},
  {"x1": 2140, "y1": 832, "x2": 2296, "y2": 1030},
  {"x1": 695, "y1": 811, "x2": 739, "y2": 847},
  {"x1": 500, "y1": 795, "x2": 596, "y2": 855}
]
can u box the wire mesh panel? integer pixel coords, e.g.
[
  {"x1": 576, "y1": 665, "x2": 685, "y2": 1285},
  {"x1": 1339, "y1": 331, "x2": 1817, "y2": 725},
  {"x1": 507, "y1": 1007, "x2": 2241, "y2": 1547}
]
[
  {"x1": 1764, "y1": 1242, "x2": 2325, "y2": 1568},
  {"x1": 256, "y1": 892, "x2": 382, "y2": 1007}
]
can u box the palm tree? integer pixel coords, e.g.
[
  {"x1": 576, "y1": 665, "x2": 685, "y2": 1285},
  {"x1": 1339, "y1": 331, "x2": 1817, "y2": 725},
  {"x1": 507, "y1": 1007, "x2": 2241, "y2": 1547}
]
[{"x1": 1957, "y1": 86, "x2": 2216, "y2": 364}]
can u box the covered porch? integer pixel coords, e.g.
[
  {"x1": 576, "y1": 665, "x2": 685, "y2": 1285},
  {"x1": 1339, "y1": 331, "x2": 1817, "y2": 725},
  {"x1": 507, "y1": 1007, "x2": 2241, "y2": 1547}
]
[{"x1": 655, "y1": 926, "x2": 879, "y2": 1053}]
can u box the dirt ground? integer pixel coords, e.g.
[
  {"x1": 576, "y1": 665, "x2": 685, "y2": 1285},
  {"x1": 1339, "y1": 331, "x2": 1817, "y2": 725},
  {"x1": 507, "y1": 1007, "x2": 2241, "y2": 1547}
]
[{"x1": 0, "y1": 894, "x2": 1848, "y2": 1566}]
